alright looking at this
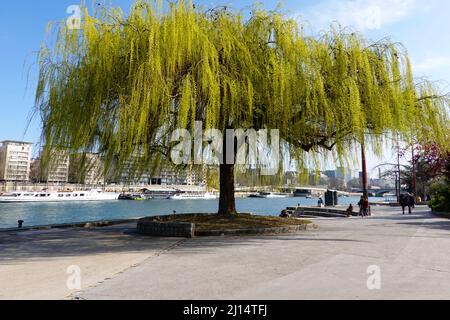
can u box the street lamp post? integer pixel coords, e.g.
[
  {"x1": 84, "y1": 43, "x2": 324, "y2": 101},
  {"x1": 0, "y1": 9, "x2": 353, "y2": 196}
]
[
  {"x1": 361, "y1": 142, "x2": 369, "y2": 198},
  {"x1": 411, "y1": 144, "x2": 418, "y2": 198},
  {"x1": 395, "y1": 171, "x2": 400, "y2": 203},
  {"x1": 397, "y1": 134, "x2": 402, "y2": 203}
]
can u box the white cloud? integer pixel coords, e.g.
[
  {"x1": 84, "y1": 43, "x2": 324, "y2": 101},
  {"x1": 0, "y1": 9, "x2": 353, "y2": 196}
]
[
  {"x1": 414, "y1": 56, "x2": 450, "y2": 73},
  {"x1": 297, "y1": 0, "x2": 422, "y2": 32}
]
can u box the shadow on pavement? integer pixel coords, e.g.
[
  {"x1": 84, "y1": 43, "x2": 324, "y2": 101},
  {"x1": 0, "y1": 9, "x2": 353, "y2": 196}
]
[
  {"x1": 0, "y1": 224, "x2": 176, "y2": 264},
  {"x1": 370, "y1": 214, "x2": 435, "y2": 221},
  {"x1": 397, "y1": 220, "x2": 450, "y2": 232},
  {"x1": 0, "y1": 220, "x2": 369, "y2": 263},
  {"x1": 1, "y1": 209, "x2": 446, "y2": 264}
]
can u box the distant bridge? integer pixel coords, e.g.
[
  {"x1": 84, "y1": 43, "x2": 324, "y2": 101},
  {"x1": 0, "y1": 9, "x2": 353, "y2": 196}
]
[
  {"x1": 235, "y1": 186, "x2": 344, "y2": 195},
  {"x1": 260, "y1": 186, "x2": 353, "y2": 196},
  {"x1": 235, "y1": 186, "x2": 397, "y2": 198},
  {"x1": 286, "y1": 187, "x2": 351, "y2": 196},
  {"x1": 351, "y1": 188, "x2": 397, "y2": 197}
]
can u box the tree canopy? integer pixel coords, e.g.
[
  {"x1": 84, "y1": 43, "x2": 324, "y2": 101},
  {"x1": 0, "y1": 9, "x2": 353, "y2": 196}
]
[{"x1": 36, "y1": 0, "x2": 450, "y2": 214}]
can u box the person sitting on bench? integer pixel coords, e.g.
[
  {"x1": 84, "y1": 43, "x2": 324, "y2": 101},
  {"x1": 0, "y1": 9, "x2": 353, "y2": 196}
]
[{"x1": 346, "y1": 204, "x2": 354, "y2": 217}]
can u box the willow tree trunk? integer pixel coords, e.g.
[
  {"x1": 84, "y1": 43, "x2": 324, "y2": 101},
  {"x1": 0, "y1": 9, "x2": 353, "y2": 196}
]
[
  {"x1": 218, "y1": 126, "x2": 237, "y2": 216},
  {"x1": 361, "y1": 142, "x2": 369, "y2": 198},
  {"x1": 218, "y1": 163, "x2": 237, "y2": 216}
]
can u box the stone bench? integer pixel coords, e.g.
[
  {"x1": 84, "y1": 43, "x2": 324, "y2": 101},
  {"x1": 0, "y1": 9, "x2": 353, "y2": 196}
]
[
  {"x1": 298, "y1": 211, "x2": 349, "y2": 218},
  {"x1": 283, "y1": 206, "x2": 358, "y2": 218}
]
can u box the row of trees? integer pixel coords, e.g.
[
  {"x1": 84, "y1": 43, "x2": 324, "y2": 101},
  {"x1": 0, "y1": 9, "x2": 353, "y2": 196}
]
[
  {"x1": 411, "y1": 144, "x2": 450, "y2": 212},
  {"x1": 380, "y1": 141, "x2": 450, "y2": 211},
  {"x1": 35, "y1": 0, "x2": 449, "y2": 215}
]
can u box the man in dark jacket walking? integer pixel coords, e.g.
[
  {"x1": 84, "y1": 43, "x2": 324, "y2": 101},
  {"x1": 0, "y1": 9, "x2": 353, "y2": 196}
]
[
  {"x1": 400, "y1": 193, "x2": 408, "y2": 215},
  {"x1": 406, "y1": 193, "x2": 415, "y2": 214}
]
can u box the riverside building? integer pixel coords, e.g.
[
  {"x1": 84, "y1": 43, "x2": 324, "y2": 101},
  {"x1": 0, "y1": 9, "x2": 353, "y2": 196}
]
[
  {"x1": 31, "y1": 148, "x2": 70, "y2": 184},
  {"x1": 0, "y1": 140, "x2": 33, "y2": 182}
]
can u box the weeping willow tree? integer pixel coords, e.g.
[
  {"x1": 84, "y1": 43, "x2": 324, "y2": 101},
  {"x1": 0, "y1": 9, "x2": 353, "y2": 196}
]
[{"x1": 36, "y1": 0, "x2": 449, "y2": 215}]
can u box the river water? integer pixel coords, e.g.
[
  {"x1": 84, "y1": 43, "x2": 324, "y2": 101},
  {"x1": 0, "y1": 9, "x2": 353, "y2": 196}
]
[{"x1": 0, "y1": 196, "x2": 379, "y2": 229}]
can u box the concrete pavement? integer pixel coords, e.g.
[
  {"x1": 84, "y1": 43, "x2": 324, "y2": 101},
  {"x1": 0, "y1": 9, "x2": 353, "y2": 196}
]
[
  {"x1": 1, "y1": 206, "x2": 449, "y2": 300},
  {"x1": 0, "y1": 223, "x2": 183, "y2": 299}
]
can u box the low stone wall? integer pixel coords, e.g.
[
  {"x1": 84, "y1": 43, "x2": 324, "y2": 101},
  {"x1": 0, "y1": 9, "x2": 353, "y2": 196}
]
[
  {"x1": 196, "y1": 224, "x2": 313, "y2": 237},
  {"x1": 137, "y1": 214, "x2": 313, "y2": 238},
  {"x1": 137, "y1": 219, "x2": 195, "y2": 238}
]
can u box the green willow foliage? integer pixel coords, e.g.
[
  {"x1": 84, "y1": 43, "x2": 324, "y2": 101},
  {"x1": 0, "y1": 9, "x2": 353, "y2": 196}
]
[{"x1": 36, "y1": 0, "x2": 449, "y2": 180}]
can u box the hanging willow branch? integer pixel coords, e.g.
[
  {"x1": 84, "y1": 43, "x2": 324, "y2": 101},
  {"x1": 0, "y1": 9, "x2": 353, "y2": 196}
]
[{"x1": 35, "y1": 0, "x2": 450, "y2": 181}]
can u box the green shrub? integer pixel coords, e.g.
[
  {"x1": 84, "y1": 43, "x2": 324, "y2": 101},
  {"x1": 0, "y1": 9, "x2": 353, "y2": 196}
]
[{"x1": 430, "y1": 181, "x2": 450, "y2": 212}]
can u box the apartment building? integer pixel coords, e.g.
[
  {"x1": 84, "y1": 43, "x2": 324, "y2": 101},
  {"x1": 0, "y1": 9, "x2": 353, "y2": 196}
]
[
  {"x1": 31, "y1": 148, "x2": 70, "y2": 183},
  {"x1": 185, "y1": 166, "x2": 207, "y2": 186},
  {"x1": 0, "y1": 141, "x2": 33, "y2": 182},
  {"x1": 106, "y1": 157, "x2": 206, "y2": 186},
  {"x1": 69, "y1": 153, "x2": 105, "y2": 185},
  {"x1": 47, "y1": 151, "x2": 70, "y2": 183}
]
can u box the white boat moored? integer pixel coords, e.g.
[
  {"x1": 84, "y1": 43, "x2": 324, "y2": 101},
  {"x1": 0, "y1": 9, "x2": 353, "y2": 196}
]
[
  {"x1": 0, "y1": 189, "x2": 119, "y2": 203},
  {"x1": 249, "y1": 192, "x2": 290, "y2": 199},
  {"x1": 169, "y1": 192, "x2": 218, "y2": 200}
]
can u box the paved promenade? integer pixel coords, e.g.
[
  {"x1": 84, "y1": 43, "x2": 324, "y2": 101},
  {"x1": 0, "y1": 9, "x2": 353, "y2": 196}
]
[{"x1": 1, "y1": 206, "x2": 449, "y2": 300}]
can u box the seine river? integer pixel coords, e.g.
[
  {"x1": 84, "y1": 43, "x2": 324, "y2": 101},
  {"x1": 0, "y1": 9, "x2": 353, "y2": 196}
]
[{"x1": 0, "y1": 196, "x2": 379, "y2": 229}]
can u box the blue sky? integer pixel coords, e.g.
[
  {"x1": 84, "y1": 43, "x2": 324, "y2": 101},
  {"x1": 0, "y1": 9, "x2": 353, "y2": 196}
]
[{"x1": 0, "y1": 0, "x2": 449, "y2": 173}]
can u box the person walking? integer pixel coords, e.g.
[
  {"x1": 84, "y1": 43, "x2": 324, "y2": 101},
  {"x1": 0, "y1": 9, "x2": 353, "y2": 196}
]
[
  {"x1": 399, "y1": 193, "x2": 408, "y2": 215},
  {"x1": 318, "y1": 197, "x2": 324, "y2": 208},
  {"x1": 358, "y1": 196, "x2": 364, "y2": 218},
  {"x1": 407, "y1": 193, "x2": 415, "y2": 214},
  {"x1": 362, "y1": 196, "x2": 370, "y2": 217}
]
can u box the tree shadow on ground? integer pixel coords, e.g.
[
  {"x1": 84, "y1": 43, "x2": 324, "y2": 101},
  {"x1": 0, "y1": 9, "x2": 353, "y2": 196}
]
[
  {"x1": 397, "y1": 220, "x2": 450, "y2": 232},
  {"x1": 370, "y1": 215, "x2": 435, "y2": 221},
  {"x1": 0, "y1": 220, "x2": 372, "y2": 264},
  {"x1": 0, "y1": 223, "x2": 178, "y2": 264},
  {"x1": 370, "y1": 209, "x2": 450, "y2": 232},
  {"x1": 4, "y1": 209, "x2": 443, "y2": 264}
]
